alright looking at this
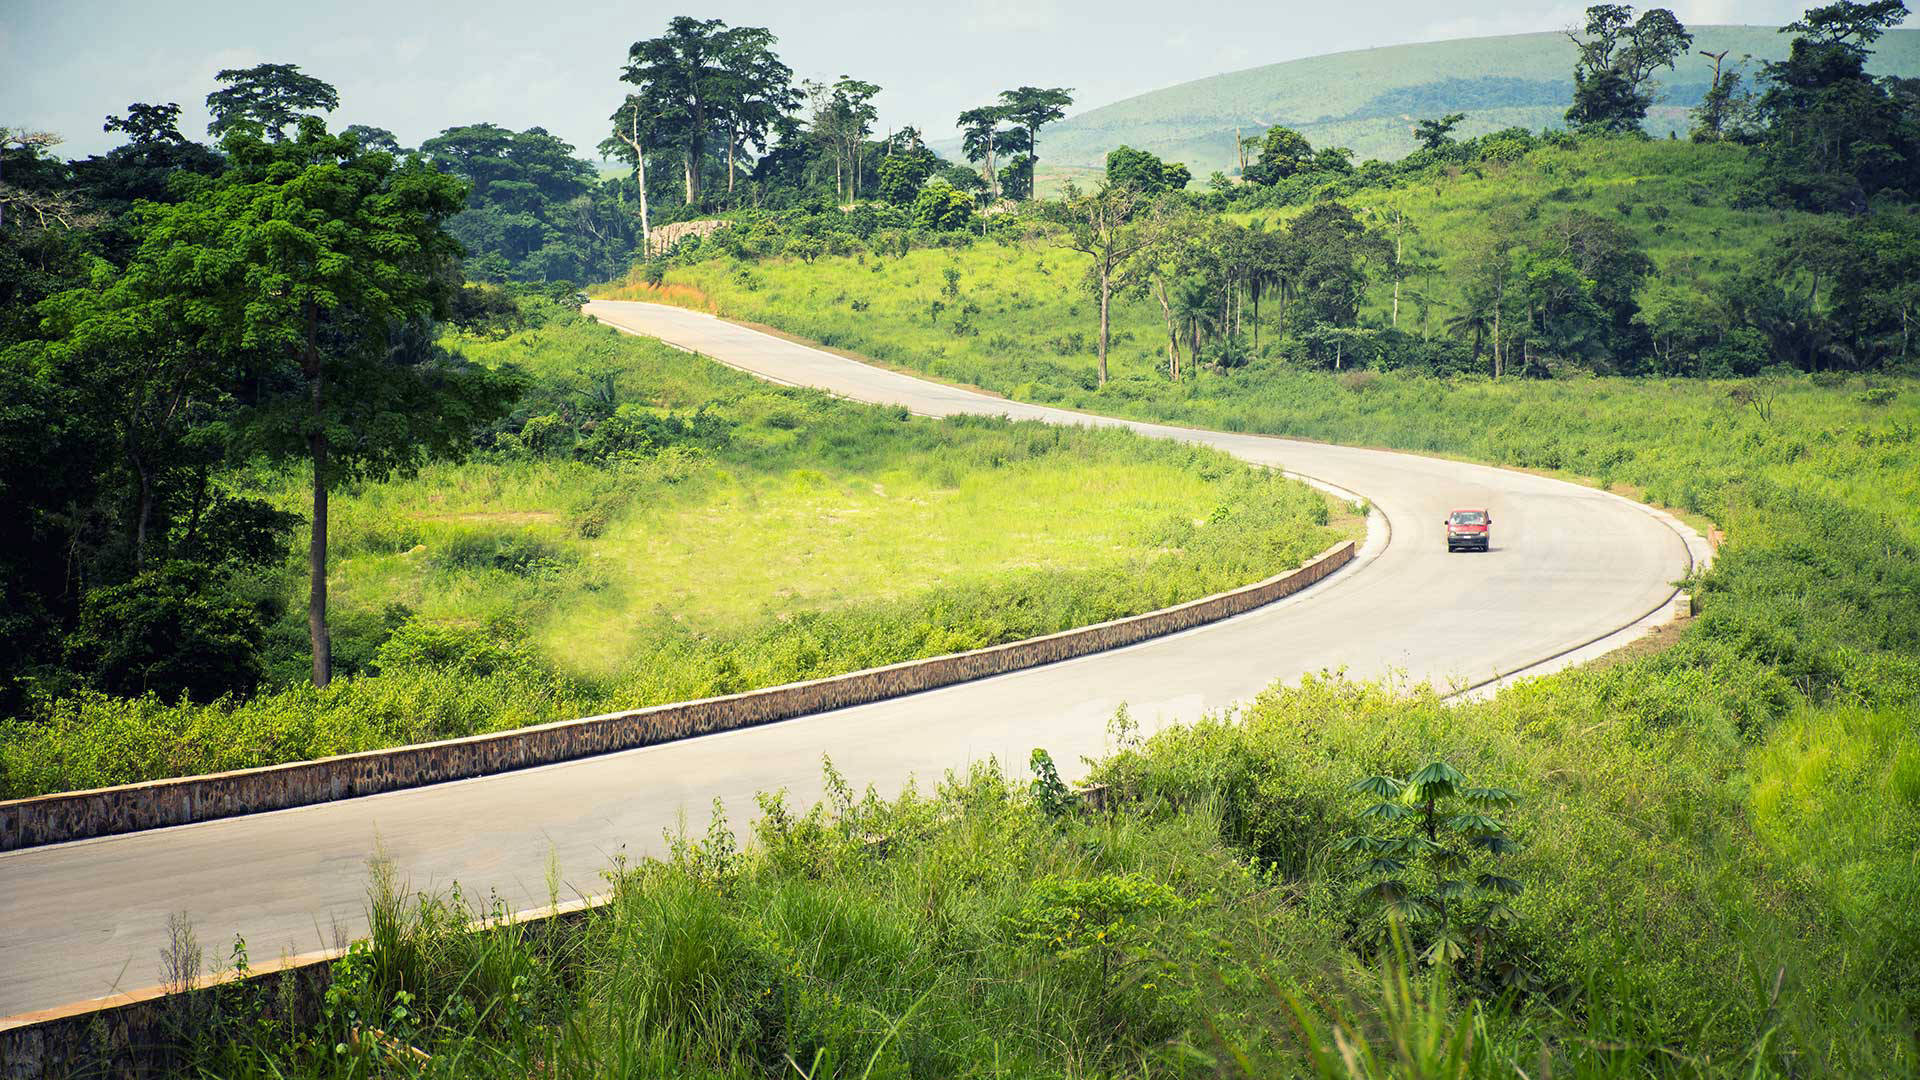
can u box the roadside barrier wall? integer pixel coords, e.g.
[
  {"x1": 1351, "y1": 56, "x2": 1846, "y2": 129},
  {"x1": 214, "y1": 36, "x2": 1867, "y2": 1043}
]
[{"x1": 0, "y1": 541, "x2": 1353, "y2": 853}]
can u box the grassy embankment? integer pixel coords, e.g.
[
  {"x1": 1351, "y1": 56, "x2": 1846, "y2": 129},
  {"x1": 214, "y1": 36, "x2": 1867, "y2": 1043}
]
[
  {"x1": 0, "y1": 310, "x2": 1353, "y2": 798},
  {"x1": 457, "y1": 161, "x2": 1920, "y2": 1075}
]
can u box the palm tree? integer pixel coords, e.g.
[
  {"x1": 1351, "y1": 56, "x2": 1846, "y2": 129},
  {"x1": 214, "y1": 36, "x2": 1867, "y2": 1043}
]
[
  {"x1": 1444, "y1": 290, "x2": 1496, "y2": 362},
  {"x1": 1172, "y1": 276, "x2": 1219, "y2": 369}
]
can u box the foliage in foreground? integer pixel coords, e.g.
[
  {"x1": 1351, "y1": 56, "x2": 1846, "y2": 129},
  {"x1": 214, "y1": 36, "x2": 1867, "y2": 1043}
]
[{"x1": 160, "y1": 624, "x2": 1919, "y2": 1079}]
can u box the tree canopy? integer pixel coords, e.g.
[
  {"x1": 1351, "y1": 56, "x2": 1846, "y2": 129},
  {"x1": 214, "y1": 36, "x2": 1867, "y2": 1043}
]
[
  {"x1": 204, "y1": 63, "x2": 340, "y2": 142},
  {"x1": 1564, "y1": 5, "x2": 1694, "y2": 133}
]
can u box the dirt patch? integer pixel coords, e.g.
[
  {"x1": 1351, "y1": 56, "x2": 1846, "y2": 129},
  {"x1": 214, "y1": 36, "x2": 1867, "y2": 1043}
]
[
  {"x1": 592, "y1": 280, "x2": 718, "y2": 312},
  {"x1": 1583, "y1": 613, "x2": 1694, "y2": 672}
]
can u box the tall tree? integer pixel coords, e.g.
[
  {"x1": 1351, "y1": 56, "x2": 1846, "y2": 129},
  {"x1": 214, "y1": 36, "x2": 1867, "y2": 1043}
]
[
  {"x1": 1120, "y1": 203, "x2": 1206, "y2": 379},
  {"x1": 957, "y1": 105, "x2": 1007, "y2": 199},
  {"x1": 421, "y1": 124, "x2": 597, "y2": 281},
  {"x1": 1052, "y1": 182, "x2": 1169, "y2": 384},
  {"x1": 603, "y1": 94, "x2": 667, "y2": 253},
  {"x1": 1285, "y1": 202, "x2": 1391, "y2": 334},
  {"x1": 1756, "y1": 0, "x2": 1916, "y2": 211},
  {"x1": 1564, "y1": 6, "x2": 1693, "y2": 134},
  {"x1": 341, "y1": 124, "x2": 403, "y2": 154},
  {"x1": 103, "y1": 102, "x2": 191, "y2": 150},
  {"x1": 713, "y1": 26, "x2": 797, "y2": 196},
  {"x1": 1689, "y1": 50, "x2": 1743, "y2": 141},
  {"x1": 204, "y1": 63, "x2": 339, "y2": 142},
  {"x1": 73, "y1": 103, "x2": 224, "y2": 260},
  {"x1": 810, "y1": 77, "x2": 881, "y2": 203},
  {"x1": 1105, "y1": 145, "x2": 1189, "y2": 194},
  {"x1": 1413, "y1": 112, "x2": 1467, "y2": 151},
  {"x1": 996, "y1": 86, "x2": 1073, "y2": 199},
  {"x1": 620, "y1": 17, "x2": 793, "y2": 205},
  {"x1": 1243, "y1": 125, "x2": 1314, "y2": 185},
  {"x1": 129, "y1": 119, "x2": 518, "y2": 685}
]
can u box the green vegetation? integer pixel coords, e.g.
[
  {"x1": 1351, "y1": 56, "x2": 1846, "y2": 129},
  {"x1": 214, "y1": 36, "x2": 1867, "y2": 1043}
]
[
  {"x1": 1037, "y1": 26, "x2": 1920, "y2": 176},
  {"x1": 150, "y1": 613, "x2": 1920, "y2": 1076},
  {"x1": 549, "y1": 10, "x2": 1920, "y2": 1063},
  {"x1": 151, "y1": 313, "x2": 1917, "y2": 1075},
  {"x1": 0, "y1": 307, "x2": 1350, "y2": 797},
  {"x1": 11, "y1": 4, "x2": 1920, "y2": 1076}
]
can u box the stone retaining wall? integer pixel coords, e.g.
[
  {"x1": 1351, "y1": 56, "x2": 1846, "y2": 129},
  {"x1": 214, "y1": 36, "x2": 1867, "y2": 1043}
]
[
  {"x1": 0, "y1": 898, "x2": 600, "y2": 1078},
  {"x1": 0, "y1": 541, "x2": 1352, "y2": 852}
]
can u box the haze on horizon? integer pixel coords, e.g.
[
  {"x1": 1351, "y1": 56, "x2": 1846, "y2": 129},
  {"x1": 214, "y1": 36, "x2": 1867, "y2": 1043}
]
[{"x1": 7, "y1": 0, "x2": 1914, "y2": 162}]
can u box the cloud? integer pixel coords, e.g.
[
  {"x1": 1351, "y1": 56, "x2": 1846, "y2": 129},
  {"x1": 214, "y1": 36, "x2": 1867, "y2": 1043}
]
[{"x1": 967, "y1": 0, "x2": 1060, "y2": 33}]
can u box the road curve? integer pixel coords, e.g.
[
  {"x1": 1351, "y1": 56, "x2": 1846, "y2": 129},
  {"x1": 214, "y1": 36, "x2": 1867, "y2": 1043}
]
[{"x1": 0, "y1": 301, "x2": 1701, "y2": 1020}]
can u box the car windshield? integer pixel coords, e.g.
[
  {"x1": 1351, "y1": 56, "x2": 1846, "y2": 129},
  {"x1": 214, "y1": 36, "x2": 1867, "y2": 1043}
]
[{"x1": 1449, "y1": 511, "x2": 1487, "y2": 525}]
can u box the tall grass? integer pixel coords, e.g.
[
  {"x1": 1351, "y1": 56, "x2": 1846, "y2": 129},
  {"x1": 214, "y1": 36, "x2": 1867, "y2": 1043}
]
[
  {"x1": 576, "y1": 216, "x2": 1920, "y2": 1075},
  {"x1": 0, "y1": 313, "x2": 1354, "y2": 798}
]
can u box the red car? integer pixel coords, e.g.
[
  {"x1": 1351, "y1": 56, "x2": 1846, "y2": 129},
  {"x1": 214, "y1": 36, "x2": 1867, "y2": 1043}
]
[{"x1": 1446, "y1": 508, "x2": 1492, "y2": 552}]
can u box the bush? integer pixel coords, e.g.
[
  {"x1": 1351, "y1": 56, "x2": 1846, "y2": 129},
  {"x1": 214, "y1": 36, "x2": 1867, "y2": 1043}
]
[
  {"x1": 432, "y1": 531, "x2": 574, "y2": 577},
  {"x1": 373, "y1": 619, "x2": 538, "y2": 679},
  {"x1": 65, "y1": 563, "x2": 265, "y2": 703}
]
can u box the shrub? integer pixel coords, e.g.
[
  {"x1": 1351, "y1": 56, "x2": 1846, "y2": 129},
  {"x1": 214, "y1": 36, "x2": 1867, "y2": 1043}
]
[
  {"x1": 65, "y1": 563, "x2": 265, "y2": 703},
  {"x1": 432, "y1": 532, "x2": 574, "y2": 577},
  {"x1": 373, "y1": 620, "x2": 536, "y2": 680},
  {"x1": 1341, "y1": 762, "x2": 1527, "y2": 983}
]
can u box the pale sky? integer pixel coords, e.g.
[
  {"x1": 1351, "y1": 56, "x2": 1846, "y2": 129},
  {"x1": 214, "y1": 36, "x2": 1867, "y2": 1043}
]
[{"x1": 6, "y1": 0, "x2": 1907, "y2": 161}]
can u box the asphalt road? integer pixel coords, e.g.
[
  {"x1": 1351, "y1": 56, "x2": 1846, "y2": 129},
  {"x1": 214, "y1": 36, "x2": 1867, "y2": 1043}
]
[{"x1": 0, "y1": 301, "x2": 1704, "y2": 1020}]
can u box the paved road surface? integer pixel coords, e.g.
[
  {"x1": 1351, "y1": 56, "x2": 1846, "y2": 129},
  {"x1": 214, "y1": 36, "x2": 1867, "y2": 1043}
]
[{"x1": 0, "y1": 301, "x2": 1703, "y2": 1019}]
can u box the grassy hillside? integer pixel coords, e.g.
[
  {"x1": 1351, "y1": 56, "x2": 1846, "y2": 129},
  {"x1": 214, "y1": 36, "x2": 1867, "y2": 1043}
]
[
  {"x1": 0, "y1": 308, "x2": 1354, "y2": 798},
  {"x1": 617, "y1": 135, "x2": 1890, "y2": 383},
  {"x1": 1039, "y1": 26, "x2": 1920, "y2": 177},
  {"x1": 1238, "y1": 137, "x2": 1810, "y2": 337}
]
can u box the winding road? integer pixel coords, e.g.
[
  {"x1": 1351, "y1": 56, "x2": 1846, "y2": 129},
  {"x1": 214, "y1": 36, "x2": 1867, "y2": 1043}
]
[{"x1": 0, "y1": 301, "x2": 1705, "y2": 1022}]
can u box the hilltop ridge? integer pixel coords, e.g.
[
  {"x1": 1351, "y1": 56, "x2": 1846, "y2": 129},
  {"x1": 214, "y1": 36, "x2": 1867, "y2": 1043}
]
[{"x1": 1036, "y1": 25, "x2": 1920, "y2": 177}]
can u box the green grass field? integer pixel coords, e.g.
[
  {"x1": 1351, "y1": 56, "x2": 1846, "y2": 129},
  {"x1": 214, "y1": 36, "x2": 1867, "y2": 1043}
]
[{"x1": 0, "y1": 309, "x2": 1354, "y2": 798}]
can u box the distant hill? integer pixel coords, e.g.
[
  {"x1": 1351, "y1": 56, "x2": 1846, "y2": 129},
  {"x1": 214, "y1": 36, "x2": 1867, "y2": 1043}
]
[{"x1": 1038, "y1": 26, "x2": 1920, "y2": 179}]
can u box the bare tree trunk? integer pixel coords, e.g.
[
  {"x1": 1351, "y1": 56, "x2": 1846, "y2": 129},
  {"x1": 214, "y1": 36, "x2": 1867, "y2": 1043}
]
[
  {"x1": 683, "y1": 150, "x2": 697, "y2": 204},
  {"x1": 637, "y1": 150, "x2": 650, "y2": 256},
  {"x1": 303, "y1": 302, "x2": 331, "y2": 689},
  {"x1": 1097, "y1": 266, "x2": 1111, "y2": 385},
  {"x1": 1027, "y1": 124, "x2": 1038, "y2": 199},
  {"x1": 622, "y1": 111, "x2": 652, "y2": 258},
  {"x1": 1492, "y1": 279, "x2": 1505, "y2": 379},
  {"x1": 726, "y1": 125, "x2": 737, "y2": 195},
  {"x1": 1154, "y1": 277, "x2": 1181, "y2": 380}
]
